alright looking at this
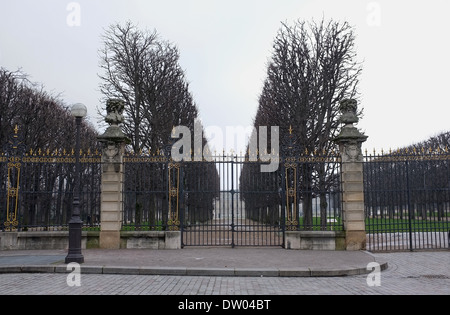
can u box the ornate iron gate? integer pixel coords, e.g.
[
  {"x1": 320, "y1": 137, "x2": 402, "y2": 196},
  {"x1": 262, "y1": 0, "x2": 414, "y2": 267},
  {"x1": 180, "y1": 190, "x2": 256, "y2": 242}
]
[
  {"x1": 122, "y1": 133, "x2": 343, "y2": 247},
  {"x1": 181, "y1": 156, "x2": 284, "y2": 247}
]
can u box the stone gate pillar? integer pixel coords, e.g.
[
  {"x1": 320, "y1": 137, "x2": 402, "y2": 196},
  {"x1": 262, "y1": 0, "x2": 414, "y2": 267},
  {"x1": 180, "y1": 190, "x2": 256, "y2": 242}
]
[
  {"x1": 334, "y1": 99, "x2": 368, "y2": 251},
  {"x1": 97, "y1": 99, "x2": 128, "y2": 249}
]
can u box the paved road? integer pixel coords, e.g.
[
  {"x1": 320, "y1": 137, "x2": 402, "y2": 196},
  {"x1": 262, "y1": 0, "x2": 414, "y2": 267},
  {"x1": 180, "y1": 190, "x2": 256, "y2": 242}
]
[{"x1": 0, "y1": 252, "x2": 448, "y2": 295}]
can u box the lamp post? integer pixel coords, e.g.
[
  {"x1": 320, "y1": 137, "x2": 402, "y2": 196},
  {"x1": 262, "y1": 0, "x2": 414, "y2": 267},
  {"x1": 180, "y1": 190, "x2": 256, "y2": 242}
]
[{"x1": 65, "y1": 103, "x2": 87, "y2": 264}]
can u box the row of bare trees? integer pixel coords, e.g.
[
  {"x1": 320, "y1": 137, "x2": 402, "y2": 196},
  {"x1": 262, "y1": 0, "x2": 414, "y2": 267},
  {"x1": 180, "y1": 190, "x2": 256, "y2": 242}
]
[
  {"x1": 0, "y1": 68, "x2": 98, "y2": 151},
  {"x1": 241, "y1": 19, "x2": 360, "y2": 230},
  {"x1": 364, "y1": 131, "x2": 450, "y2": 221},
  {"x1": 0, "y1": 68, "x2": 100, "y2": 230}
]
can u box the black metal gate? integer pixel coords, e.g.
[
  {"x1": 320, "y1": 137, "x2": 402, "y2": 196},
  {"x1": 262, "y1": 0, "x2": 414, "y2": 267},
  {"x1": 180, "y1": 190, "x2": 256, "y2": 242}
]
[
  {"x1": 123, "y1": 148, "x2": 343, "y2": 247},
  {"x1": 181, "y1": 156, "x2": 284, "y2": 247},
  {"x1": 364, "y1": 150, "x2": 450, "y2": 251}
]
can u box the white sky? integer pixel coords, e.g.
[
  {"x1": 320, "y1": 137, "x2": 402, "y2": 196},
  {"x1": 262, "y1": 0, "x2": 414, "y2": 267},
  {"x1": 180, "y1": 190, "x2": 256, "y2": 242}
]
[{"x1": 0, "y1": 0, "x2": 449, "y2": 153}]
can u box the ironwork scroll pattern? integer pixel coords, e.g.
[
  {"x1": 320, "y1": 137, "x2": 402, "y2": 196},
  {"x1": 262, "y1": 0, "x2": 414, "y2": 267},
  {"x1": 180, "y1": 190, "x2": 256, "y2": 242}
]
[
  {"x1": 285, "y1": 158, "x2": 298, "y2": 231},
  {"x1": 168, "y1": 162, "x2": 181, "y2": 231},
  {"x1": 3, "y1": 126, "x2": 25, "y2": 231}
]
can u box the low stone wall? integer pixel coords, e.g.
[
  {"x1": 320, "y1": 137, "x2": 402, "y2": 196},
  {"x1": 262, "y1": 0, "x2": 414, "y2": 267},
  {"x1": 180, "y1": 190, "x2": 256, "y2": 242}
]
[
  {"x1": 120, "y1": 231, "x2": 181, "y2": 250},
  {"x1": 0, "y1": 231, "x2": 181, "y2": 251},
  {"x1": 285, "y1": 231, "x2": 346, "y2": 250},
  {"x1": 1, "y1": 231, "x2": 342, "y2": 251},
  {"x1": 0, "y1": 231, "x2": 96, "y2": 251}
]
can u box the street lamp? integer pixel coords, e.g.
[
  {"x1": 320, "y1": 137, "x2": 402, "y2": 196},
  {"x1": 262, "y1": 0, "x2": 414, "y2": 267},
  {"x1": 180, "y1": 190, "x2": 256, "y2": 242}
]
[{"x1": 65, "y1": 103, "x2": 87, "y2": 264}]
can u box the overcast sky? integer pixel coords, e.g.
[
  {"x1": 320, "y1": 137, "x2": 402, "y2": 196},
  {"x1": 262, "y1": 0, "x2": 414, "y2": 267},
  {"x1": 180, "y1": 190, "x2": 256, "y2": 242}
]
[{"x1": 0, "y1": 0, "x2": 449, "y2": 153}]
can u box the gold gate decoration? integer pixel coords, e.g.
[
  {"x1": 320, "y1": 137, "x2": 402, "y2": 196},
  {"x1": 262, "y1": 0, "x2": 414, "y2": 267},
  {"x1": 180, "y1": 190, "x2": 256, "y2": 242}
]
[
  {"x1": 285, "y1": 157, "x2": 298, "y2": 230},
  {"x1": 3, "y1": 126, "x2": 25, "y2": 231},
  {"x1": 5, "y1": 159, "x2": 21, "y2": 230},
  {"x1": 282, "y1": 126, "x2": 300, "y2": 231},
  {"x1": 168, "y1": 162, "x2": 180, "y2": 230}
]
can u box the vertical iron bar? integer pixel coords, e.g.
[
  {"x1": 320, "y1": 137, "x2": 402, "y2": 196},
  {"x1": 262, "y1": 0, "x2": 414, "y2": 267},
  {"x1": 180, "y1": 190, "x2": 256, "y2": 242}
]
[
  {"x1": 180, "y1": 162, "x2": 185, "y2": 248},
  {"x1": 406, "y1": 159, "x2": 414, "y2": 252},
  {"x1": 231, "y1": 156, "x2": 235, "y2": 248},
  {"x1": 281, "y1": 157, "x2": 286, "y2": 248}
]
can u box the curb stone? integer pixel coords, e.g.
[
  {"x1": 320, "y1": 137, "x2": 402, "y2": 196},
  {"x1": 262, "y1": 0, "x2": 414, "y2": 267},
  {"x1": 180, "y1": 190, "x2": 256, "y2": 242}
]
[
  {"x1": 139, "y1": 267, "x2": 187, "y2": 276},
  {"x1": 0, "y1": 261, "x2": 389, "y2": 278}
]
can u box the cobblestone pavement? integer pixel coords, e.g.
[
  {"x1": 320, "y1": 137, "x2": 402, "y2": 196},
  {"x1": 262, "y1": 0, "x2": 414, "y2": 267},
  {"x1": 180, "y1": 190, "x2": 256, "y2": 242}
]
[{"x1": 0, "y1": 252, "x2": 448, "y2": 295}]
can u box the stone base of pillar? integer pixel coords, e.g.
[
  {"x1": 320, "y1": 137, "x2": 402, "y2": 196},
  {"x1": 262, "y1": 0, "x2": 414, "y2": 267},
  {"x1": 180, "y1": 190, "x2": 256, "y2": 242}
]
[
  {"x1": 345, "y1": 231, "x2": 366, "y2": 251},
  {"x1": 165, "y1": 231, "x2": 182, "y2": 249},
  {"x1": 285, "y1": 231, "x2": 346, "y2": 250},
  {"x1": 100, "y1": 231, "x2": 121, "y2": 249}
]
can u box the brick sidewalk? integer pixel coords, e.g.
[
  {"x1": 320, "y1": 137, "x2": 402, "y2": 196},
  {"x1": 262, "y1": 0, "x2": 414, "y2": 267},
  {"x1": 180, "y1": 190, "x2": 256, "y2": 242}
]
[
  {"x1": 0, "y1": 252, "x2": 448, "y2": 295},
  {"x1": 0, "y1": 248, "x2": 385, "y2": 277}
]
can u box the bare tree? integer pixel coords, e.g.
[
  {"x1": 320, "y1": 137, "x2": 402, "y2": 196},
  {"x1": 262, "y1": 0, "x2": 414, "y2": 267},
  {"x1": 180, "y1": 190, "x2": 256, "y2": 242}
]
[
  {"x1": 99, "y1": 21, "x2": 199, "y2": 152},
  {"x1": 246, "y1": 19, "x2": 362, "y2": 229},
  {"x1": 99, "y1": 22, "x2": 219, "y2": 229},
  {"x1": 257, "y1": 19, "x2": 361, "y2": 152}
]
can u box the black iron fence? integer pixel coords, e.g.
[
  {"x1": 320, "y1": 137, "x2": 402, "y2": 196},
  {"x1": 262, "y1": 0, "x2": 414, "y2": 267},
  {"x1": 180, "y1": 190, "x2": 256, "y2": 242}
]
[
  {"x1": 0, "y1": 149, "x2": 101, "y2": 232},
  {"x1": 364, "y1": 149, "x2": 450, "y2": 251},
  {"x1": 5, "y1": 126, "x2": 449, "y2": 252},
  {"x1": 123, "y1": 152, "x2": 343, "y2": 247},
  {"x1": 122, "y1": 153, "x2": 220, "y2": 234},
  {"x1": 122, "y1": 154, "x2": 175, "y2": 231}
]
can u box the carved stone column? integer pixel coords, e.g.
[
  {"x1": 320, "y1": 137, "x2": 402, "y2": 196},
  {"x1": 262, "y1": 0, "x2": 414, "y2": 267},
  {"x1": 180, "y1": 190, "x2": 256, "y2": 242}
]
[
  {"x1": 334, "y1": 99, "x2": 368, "y2": 251},
  {"x1": 97, "y1": 99, "x2": 129, "y2": 249}
]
